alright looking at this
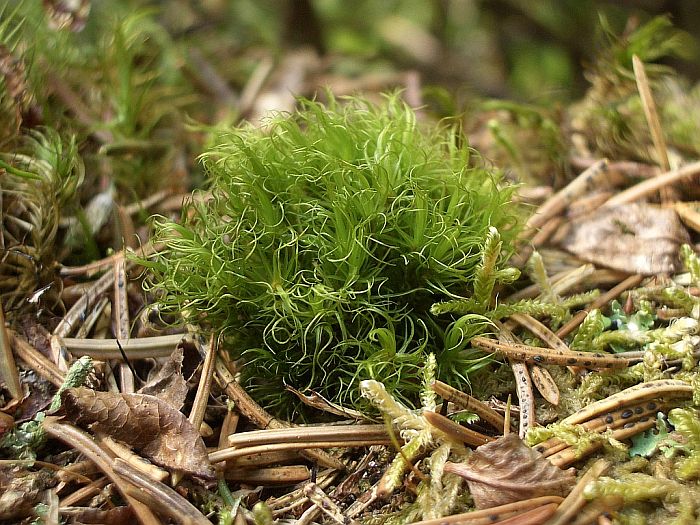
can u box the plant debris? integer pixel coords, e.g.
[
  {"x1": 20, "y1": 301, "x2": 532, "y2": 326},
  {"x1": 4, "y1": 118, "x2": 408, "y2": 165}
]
[
  {"x1": 1, "y1": 3, "x2": 700, "y2": 525},
  {"x1": 59, "y1": 387, "x2": 216, "y2": 480}
]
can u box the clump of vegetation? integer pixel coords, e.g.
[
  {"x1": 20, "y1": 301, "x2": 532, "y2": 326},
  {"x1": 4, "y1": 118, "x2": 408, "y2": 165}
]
[{"x1": 144, "y1": 94, "x2": 521, "y2": 414}]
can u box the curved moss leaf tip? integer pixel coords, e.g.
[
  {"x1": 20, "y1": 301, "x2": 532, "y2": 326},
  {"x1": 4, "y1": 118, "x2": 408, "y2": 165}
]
[{"x1": 145, "y1": 93, "x2": 522, "y2": 417}]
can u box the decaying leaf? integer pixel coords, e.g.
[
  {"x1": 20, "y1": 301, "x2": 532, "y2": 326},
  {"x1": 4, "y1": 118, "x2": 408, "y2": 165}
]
[
  {"x1": 444, "y1": 433, "x2": 576, "y2": 509},
  {"x1": 0, "y1": 468, "x2": 54, "y2": 521},
  {"x1": 560, "y1": 203, "x2": 689, "y2": 274},
  {"x1": 137, "y1": 347, "x2": 188, "y2": 410},
  {"x1": 60, "y1": 387, "x2": 215, "y2": 479}
]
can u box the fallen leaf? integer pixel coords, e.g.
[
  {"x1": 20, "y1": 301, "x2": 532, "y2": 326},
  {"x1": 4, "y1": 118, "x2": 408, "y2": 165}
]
[
  {"x1": 560, "y1": 203, "x2": 689, "y2": 274},
  {"x1": 0, "y1": 468, "x2": 54, "y2": 520},
  {"x1": 60, "y1": 387, "x2": 215, "y2": 479},
  {"x1": 137, "y1": 348, "x2": 188, "y2": 410},
  {"x1": 444, "y1": 433, "x2": 575, "y2": 509}
]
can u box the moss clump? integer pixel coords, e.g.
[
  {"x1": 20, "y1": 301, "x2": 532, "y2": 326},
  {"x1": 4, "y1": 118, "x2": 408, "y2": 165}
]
[{"x1": 144, "y1": 94, "x2": 520, "y2": 415}]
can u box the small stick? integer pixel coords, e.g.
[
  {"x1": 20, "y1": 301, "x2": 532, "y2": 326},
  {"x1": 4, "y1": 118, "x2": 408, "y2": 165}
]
[
  {"x1": 10, "y1": 330, "x2": 64, "y2": 387},
  {"x1": 471, "y1": 337, "x2": 631, "y2": 369},
  {"x1": 497, "y1": 324, "x2": 535, "y2": 437},
  {"x1": 555, "y1": 274, "x2": 644, "y2": 338},
  {"x1": 214, "y1": 355, "x2": 346, "y2": 471},
  {"x1": 505, "y1": 264, "x2": 595, "y2": 302},
  {"x1": 210, "y1": 439, "x2": 391, "y2": 464},
  {"x1": 60, "y1": 242, "x2": 159, "y2": 277},
  {"x1": 431, "y1": 380, "x2": 505, "y2": 431},
  {"x1": 303, "y1": 483, "x2": 361, "y2": 525},
  {"x1": 524, "y1": 160, "x2": 609, "y2": 234},
  {"x1": 528, "y1": 365, "x2": 560, "y2": 405},
  {"x1": 0, "y1": 301, "x2": 23, "y2": 399},
  {"x1": 224, "y1": 450, "x2": 301, "y2": 468},
  {"x1": 550, "y1": 417, "x2": 660, "y2": 468},
  {"x1": 491, "y1": 503, "x2": 559, "y2": 525},
  {"x1": 562, "y1": 379, "x2": 692, "y2": 426},
  {"x1": 113, "y1": 458, "x2": 211, "y2": 525},
  {"x1": 42, "y1": 418, "x2": 161, "y2": 525},
  {"x1": 225, "y1": 465, "x2": 310, "y2": 485},
  {"x1": 536, "y1": 400, "x2": 670, "y2": 458},
  {"x1": 189, "y1": 332, "x2": 218, "y2": 433},
  {"x1": 59, "y1": 477, "x2": 109, "y2": 507},
  {"x1": 113, "y1": 256, "x2": 134, "y2": 393},
  {"x1": 54, "y1": 267, "x2": 115, "y2": 338},
  {"x1": 603, "y1": 160, "x2": 700, "y2": 208},
  {"x1": 97, "y1": 435, "x2": 169, "y2": 482},
  {"x1": 632, "y1": 55, "x2": 672, "y2": 194},
  {"x1": 60, "y1": 334, "x2": 185, "y2": 359},
  {"x1": 406, "y1": 496, "x2": 563, "y2": 525},
  {"x1": 545, "y1": 459, "x2": 609, "y2": 525},
  {"x1": 423, "y1": 411, "x2": 494, "y2": 447},
  {"x1": 227, "y1": 424, "x2": 390, "y2": 448}
]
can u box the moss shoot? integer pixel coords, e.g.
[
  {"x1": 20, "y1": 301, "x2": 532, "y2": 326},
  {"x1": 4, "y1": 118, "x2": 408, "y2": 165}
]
[{"x1": 144, "y1": 94, "x2": 521, "y2": 416}]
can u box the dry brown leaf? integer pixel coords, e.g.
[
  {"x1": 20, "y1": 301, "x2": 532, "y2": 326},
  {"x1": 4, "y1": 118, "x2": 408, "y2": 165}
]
[
  {"x1": 60, "y1": 387, "x2": 215, "y2": 479},
  {"x1": 559, "y1": 203, "x2": 689, "y2": 274},
  {"x1": 444, "y1": 433, "x2": 576, "y2": 509},
  {"x1": 137, "y1": 347, "x2": 188, "y2": 410},
  {"x1": 0, "y1": 469, "x2": 53, "y2": 521}
]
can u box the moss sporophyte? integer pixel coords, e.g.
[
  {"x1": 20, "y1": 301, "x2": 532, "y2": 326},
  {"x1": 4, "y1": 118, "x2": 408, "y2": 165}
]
[{"x1": 142, "y1": 94, "x2": 522, "y2": 416}]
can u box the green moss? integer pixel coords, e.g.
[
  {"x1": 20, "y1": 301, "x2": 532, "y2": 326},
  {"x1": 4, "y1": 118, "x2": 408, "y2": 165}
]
[{"x1": 143, "y1": 94, "x2": 521, "y2": 415}]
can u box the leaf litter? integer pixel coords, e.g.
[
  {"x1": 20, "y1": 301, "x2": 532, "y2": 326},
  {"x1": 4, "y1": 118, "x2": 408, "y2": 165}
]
[{"x1": 0, "y1": 5, "x2": 700, "y2": 525}]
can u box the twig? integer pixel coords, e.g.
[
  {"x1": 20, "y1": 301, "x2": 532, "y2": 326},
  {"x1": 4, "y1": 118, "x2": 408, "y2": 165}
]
[
  {"x1": 214, "y1": 354, "x2": 346, "y2": 470},
  {"x1": 431, "y1": 380, "x2": 505, "y2": 431},
  {"x1": 603, "y1": 160, "x2": 700, "y2": 208},
  {"x1": 10, "y1": 330, "x2": 64, "y2": 387},
  {"x1": 407, "y1": 496, "x2": 564, "y2": 525},
  {"x1": 303, "y1": 483, "x2": 361, "y2": 525},
  {"x1": 544, "y1": 459, "x2": 609, "y2": 525},
  {"x1": 54, "y1": 267, "x2": 116, "y2": 338},
  {"x1": 471, "y1": 337, "x2": 632, "y2": 368},
  {"x1": 226, "y1": 424, "x2": 390, "y2": 448},
  {"x1": 113, "y1": 256, "x2": 133, "y2": 392},
  {"x1": 423, "y1": 411, "x2": 494, "y2": 447},
  {"x1": 0, "y1": 300, "x2": 22, "y2": 398},
  {"x1": 225, "y1": 465, "x2": 310, "y2": 485},
  {"x1": 42, "y1": 417, "x2": 161, "y2": 525},
  {"x1": 60, "y1": 334, "x2": 185, "y2": 359},
  {"x1": 561, "y1": 379, "x2": 692, "y2": 426},
  {"x1": 189, "y1": 332, "x2": 218, "y2": 433},
  {"x1": 210, "y1": 439, "x2": 391, "y2": 464},
  {"x1": 632, "y1": 55, "x2": 672, "y2": 181},
  {"x1": 113, "y1": 458, "x2": 211, "y2": 525},
  {"x1": 555, "y1": 274, "x2": 644, "y2": 338}
]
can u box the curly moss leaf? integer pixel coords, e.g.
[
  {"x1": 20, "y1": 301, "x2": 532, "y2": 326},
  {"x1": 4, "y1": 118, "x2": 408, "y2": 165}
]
[
  {"x1": 584, "y1": 473, "x2": 680, "y2": 503},
  {"x1": 146, "y1": 94, "x2": 521, "y2": 414}
]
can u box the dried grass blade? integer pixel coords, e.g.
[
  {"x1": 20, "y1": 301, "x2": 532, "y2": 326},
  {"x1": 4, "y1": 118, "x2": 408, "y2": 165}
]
[
  {"x1": 556, "y1": 274, "x2": 644, "y2": 338},
  {"x1": 603, "y1": 160, "x2": 700, "y2": 208},
  {"x1": 0, "y1": 301, "x2": 22, "y2": 399},
  {"x1": 10, "y1": 330, "x2": 64, "y2": 387},
  {"x1": 189, "y1": 332, "x2": 217, "y2": 433},
  {"x1": 561, "y1": 379, "x2": 692, "y2": 426},
  {"x1": 406, "y1": 496, "x2": 564, "y2": 525},
  {"x1": 42, "y1": 417, "x2": 161, "y2": 525},
  {"x1": 423, "y1": 411, "x2": 494, "y2": 447},
  {"x1": 113, "y1": 256, "x2": 133, "y2": 392},
  {"x1": 544, "y1": 459, "x2": 609, "y2": 525},
  {"x1": 431, "y1": 380, "x2": 505, "y2": 431}
]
